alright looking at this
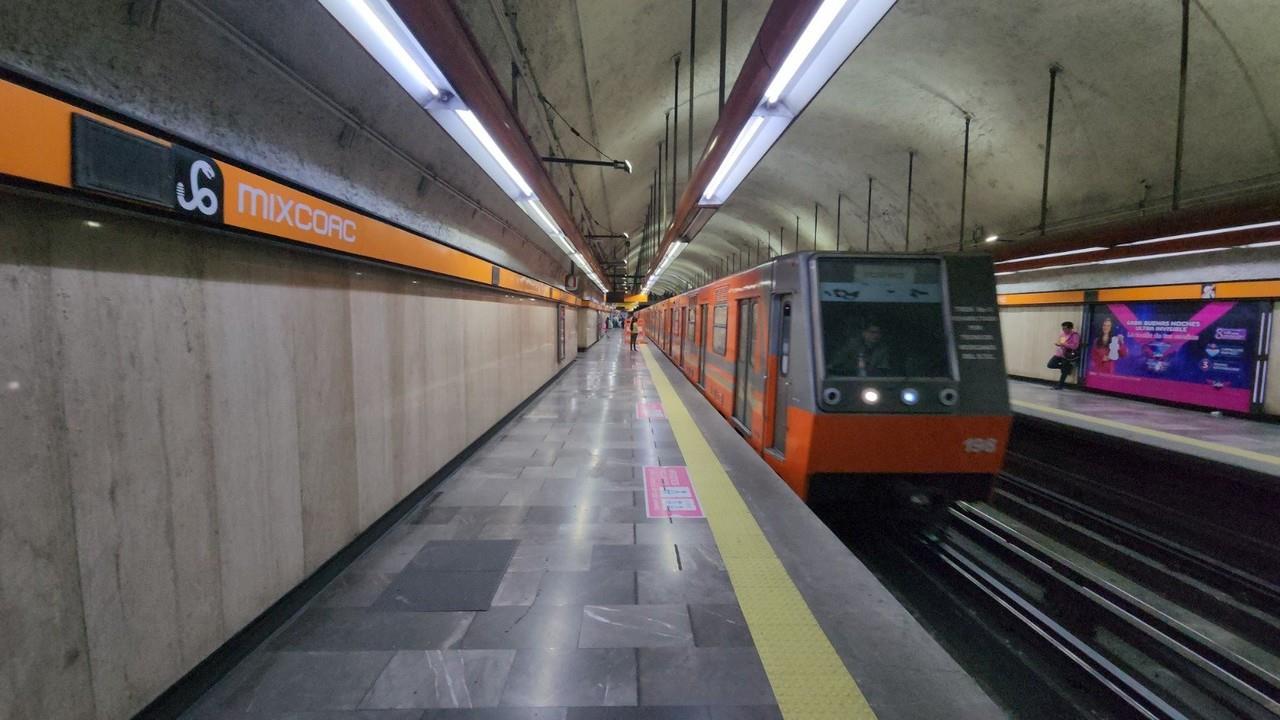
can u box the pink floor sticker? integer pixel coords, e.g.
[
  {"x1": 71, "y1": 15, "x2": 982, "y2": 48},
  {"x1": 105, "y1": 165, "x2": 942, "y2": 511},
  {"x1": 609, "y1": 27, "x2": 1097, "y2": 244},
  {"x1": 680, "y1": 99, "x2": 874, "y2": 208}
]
[
  {"x1": 636, "y1": 400, "x2": 666, "y2": 419},
  {"x1": 644, "y1": 466, "x2": 704, "y2": 518}
]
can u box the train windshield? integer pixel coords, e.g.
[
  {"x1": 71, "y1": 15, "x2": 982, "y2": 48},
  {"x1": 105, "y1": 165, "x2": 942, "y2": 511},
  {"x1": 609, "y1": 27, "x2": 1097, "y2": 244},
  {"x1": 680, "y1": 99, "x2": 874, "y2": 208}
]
[{"x1": 816, "y1": 258, "x2": 953, "y2": 379}]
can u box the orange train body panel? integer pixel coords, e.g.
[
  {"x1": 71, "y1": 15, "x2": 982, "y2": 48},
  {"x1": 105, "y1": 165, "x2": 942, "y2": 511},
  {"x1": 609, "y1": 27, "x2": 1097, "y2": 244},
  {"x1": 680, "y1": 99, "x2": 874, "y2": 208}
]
[
  {"x1": 765, "y1": 408, "x2": 1011, "y2": 498},
  {"x1": 642, "y1": 252, "x2": 1012, "y2": 505}
]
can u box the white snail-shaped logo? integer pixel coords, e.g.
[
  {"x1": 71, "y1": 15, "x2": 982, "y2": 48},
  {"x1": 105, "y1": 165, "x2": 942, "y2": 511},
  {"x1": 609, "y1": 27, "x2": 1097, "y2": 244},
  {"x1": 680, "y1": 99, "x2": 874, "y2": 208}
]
[{"x1": 176, "y1": 160, "x2": 218, "y2": 215}]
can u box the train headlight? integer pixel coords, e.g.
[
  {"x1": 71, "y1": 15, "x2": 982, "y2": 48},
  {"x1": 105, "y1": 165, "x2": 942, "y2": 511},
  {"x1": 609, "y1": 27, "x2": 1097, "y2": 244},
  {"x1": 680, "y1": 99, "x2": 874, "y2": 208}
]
[
  {"x1": 900, "y1": 388, "x2": 919, "y2": 406},
  {"x1": 860, "y1": 388, "x2": 881, "y2": 405}
]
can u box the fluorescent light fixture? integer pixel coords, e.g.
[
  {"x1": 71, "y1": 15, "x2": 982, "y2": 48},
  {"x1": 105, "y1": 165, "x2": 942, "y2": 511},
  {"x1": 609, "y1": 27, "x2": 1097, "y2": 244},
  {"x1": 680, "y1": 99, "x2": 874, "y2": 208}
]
[
  {"x1": 765, "y1": 0, "x2": 850, "y2": 104},
  {"x1": 995, "y1": 246, "x2": 1106, "y2": 265},
  {"x1": 703, "y1": 116, "x2": 765, "y2": 203},
  {"x1": 764, "y1": 0, "x2": 895, "y2": 110},
  {"x1": 984, "y1": 234, "x2": 999, "y2": 243},
  {"x1": 455, "y1": 109, "x2": 533, "y2": 197},
  {"x1": 83, "y1": 220, "x2": 103, "y2": 228},
  {"x1": 1245, "y1": 240, "x2": 1280, "y2": 249},
  {"x1": 698, "y1": 0, "x2": 893, "y2": 208},
  {"x1": 1095, "y1": 247, "x2": 1230, "y2": 265},
  {"x1": 323, "y1": 0, "x2": 607, "y2": 291},
  {"x1": 1117, "y1": 220, "x2": 1280, "y2": 247},
  {"x1": 318, "y1": 0, "x2": 443, "y2": 106}
]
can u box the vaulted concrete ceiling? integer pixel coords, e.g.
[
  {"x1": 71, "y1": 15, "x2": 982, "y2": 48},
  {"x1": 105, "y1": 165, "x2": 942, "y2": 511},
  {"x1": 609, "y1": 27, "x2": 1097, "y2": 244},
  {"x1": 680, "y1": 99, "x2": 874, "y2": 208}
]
[{"x1": 462, "y1": 0, "x2": 1280, "y2": 294}]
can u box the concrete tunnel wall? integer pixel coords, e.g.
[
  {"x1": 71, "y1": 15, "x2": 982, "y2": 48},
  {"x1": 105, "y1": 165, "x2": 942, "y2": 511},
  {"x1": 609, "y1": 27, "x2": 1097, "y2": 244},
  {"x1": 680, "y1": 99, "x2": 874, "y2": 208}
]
[{"x1": 0, "y1": 190, "x2": 579, "y2": 720}]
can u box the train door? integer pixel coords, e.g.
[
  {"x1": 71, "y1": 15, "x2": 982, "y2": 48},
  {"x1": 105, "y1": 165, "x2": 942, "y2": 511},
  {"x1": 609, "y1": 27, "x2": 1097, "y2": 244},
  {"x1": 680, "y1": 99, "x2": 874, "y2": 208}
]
[
  {"x1": 698, "y1": 304, "x2": 708, "y2": 386},
  {"x1": 732, "y1": 299, "x2": 758, "y2": 430},
  {"x1": 676, "y1": 307, "x2": 685, "y2": 365},
  {"x1": 768, "y1": 295, "x2": 792, "y2": 454},
  {"x1": 685, "y1": 306, "x2": 695, "y2": 371}
]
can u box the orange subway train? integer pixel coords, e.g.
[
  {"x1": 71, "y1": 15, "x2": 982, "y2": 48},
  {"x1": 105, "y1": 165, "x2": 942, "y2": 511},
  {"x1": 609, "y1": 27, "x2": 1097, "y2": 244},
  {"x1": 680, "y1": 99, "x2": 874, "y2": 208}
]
[{"x1": 639, "y1": 251, "x2": 1011, "y2": 513}]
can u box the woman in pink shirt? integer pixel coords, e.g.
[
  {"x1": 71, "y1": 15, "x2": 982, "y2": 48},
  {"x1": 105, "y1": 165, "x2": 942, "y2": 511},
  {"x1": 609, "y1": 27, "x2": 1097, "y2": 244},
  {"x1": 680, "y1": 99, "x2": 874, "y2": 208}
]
[{"x1": 1047, "y1": 321, "x2": 1080, "y2": 389}]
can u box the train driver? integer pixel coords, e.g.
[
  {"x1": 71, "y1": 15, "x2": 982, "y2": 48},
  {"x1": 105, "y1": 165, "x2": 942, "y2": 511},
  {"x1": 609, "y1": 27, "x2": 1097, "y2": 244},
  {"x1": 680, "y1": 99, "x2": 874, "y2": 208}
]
[{"x1": 831, "y1": 320, "x2": 893, "y2": 377}]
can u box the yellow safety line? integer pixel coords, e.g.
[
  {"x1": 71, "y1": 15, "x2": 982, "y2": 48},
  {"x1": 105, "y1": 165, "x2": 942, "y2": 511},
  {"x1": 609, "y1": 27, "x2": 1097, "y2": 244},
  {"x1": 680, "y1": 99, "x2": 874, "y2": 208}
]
[
  {"x1": 1011, "y1": 399, "x2": 1280, "y2": 468},
  {"x1": 640, "y1": 346, "x2": 877, "y2": 720}
]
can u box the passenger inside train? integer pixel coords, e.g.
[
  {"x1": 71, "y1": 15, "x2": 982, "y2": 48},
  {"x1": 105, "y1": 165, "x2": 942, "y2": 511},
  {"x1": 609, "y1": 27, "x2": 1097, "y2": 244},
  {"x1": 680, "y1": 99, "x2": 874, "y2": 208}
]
[{"x1": 819, "y1": 257, "x2": 953, "y2": 379}]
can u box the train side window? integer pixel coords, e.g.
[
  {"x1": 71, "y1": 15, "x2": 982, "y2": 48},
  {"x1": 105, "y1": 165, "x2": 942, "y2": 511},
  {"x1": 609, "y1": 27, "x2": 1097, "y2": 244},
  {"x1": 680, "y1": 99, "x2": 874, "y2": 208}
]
[
  {"x1": 779, "y1": 301, "x2": 792, "y2": 376},
  {"x1": 712, "y1": 303, "x2": 728, "y2": 355}
]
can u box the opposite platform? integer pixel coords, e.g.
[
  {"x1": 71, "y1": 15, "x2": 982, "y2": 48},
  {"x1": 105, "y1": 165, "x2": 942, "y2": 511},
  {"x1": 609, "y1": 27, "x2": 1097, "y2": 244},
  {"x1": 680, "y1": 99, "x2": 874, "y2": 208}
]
[{"x1": 1009, "y1": 380, "x2": 1280, "y2": 478}]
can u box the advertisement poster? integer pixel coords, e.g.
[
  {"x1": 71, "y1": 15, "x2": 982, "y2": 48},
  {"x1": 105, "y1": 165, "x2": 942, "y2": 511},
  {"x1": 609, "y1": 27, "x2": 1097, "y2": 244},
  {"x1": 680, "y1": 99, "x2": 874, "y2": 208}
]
[{"x1": 1082, "y1": 301, "x2": 1262, "y2": 412}]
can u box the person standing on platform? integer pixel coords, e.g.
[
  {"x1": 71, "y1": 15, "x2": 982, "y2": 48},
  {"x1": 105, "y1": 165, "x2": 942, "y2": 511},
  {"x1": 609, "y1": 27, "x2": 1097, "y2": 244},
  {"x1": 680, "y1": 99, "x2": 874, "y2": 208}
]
[
  {"x1": 629, "y1": 314, "x2": 639, "y2": 351},
  {"x1": 1047, "y1": 320, "x2": 1080, "y2": 389}
]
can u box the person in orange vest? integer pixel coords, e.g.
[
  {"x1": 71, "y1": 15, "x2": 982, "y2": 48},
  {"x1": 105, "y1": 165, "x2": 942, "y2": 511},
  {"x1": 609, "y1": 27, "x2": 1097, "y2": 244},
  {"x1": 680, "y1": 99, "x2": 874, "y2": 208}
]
[{"x1": 629, "y1": 314, "x2": 640, "y2": 351}]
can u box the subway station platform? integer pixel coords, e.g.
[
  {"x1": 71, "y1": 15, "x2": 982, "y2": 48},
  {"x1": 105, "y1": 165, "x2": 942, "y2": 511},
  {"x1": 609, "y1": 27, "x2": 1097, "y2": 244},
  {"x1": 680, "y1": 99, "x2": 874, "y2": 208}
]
[
  {"x1": 184, "y1": 336, "x2": 1002, "y2": 720},
  {"x1": 1008, "y1": 380, "x2": 1280, "y2": 478}
]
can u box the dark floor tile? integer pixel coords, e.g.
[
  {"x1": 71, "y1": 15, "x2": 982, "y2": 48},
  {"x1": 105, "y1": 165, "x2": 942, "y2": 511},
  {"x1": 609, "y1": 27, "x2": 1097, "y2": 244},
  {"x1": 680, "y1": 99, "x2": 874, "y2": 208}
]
[
  {"x1": 359, "y1": 649, "x2": 516, "y2": 709},
  {"x1": 707, "y1": 707, "x2": 783, "y2": 720},
  {"x1": 591, "y1": 544, "x2": 678, "y2": 572},
  {"x1": 409, "y1": 540, "x2": 518, "y2": 572},
  {"x1": 567, "y1": 708, "x2": 710, "y2": 719},
  {"x1": 579, "y1": 604, "x2": 693, "y2": 648},
  {"x1": 637, "y1": 648, "x2": 774, "y2": 706},
  {"x1": 526, "y1": 489, "x2": 636, "y2": 507},
  {"x1": 534, "y1": 571, "x2": 636, "y2": 606},
  {"x1": 634, "y1": 524, "x2": 716, "y2": 546},
  {"x1": 452, "y1": 507, "x2": 530, "y2": 526},
  {"x1": 501, "y1": 648, "x2": 637, "y2": 707},
  {"x1": 313, "y1": 571, "x2": 395, "y2": 608},
  {"x1": 674, "y1": 545, "x2": 724, "y2": 572},
  {"x1": 374, "y1": 570, "x2": 507, "y2": 612},
  {"x1": 406, "y1": 505, "x2": 461, "y2": 525},
  {"x1": 267, "y1": 608, "x2": 473, "y2": 651},
  {"x1": 687, "y1": 605, "x2": 753, "y2": 648},
  {"x1": 433, "y1": 487, "x2": 511, "y2": 507},
  {"x1": 491, "y1": 571, "x2": 544, "y2": 606},
  {"x1": 596, "y1": 505, "x2": 654, "y2": 524},
  {"x1": 422, "y1": 710, "x2": 566, "y2": 719},
  {"x1": 460, "y1": 604, "x2": 583, "y2": 649},
  {"x1": 240, "y1": 651, "x2": 394, "y2": 713},
  {"x1": 523, "y1": 506, "x2": 603, "y2": 524},
  {"x1": 507, "y1": 543, "x2": 593, "y2": 572}
]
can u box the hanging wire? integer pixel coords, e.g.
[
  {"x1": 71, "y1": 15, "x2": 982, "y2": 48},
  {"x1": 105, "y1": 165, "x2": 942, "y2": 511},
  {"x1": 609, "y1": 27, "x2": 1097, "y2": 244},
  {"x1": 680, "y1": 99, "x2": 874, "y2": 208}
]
[{"x1": 539, "y1": 93, "x2": 622, "y2": 163}]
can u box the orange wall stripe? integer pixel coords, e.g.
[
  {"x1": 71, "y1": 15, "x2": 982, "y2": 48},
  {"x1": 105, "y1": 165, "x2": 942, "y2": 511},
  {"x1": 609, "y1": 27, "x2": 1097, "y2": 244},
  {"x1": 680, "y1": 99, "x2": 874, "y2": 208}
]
[
  {"x1": 1097, "y1": 284, "x2": 1202, "y2": 302},
  {"x1": 997, "y1": 290, "x2": 1085, "y2": 306},
  {"x1": 0, "y1": 77, "x2": 582, "y2": 307},
  {"x1": 1217, "y1": 280, "x2": 1280, "y2": 299}
]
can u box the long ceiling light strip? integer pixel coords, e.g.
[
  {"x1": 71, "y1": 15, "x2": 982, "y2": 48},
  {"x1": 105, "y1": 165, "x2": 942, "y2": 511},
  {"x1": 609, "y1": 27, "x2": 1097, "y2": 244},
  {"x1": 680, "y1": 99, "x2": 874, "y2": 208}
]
[
  {"x1": 995, "y1": 221, "x2": 1280, "y2": 276},
  {"x1": 993, "y1": 246, "x2": 1107, "y2": 266},
  {"x1": 455, "y1": 109, "x2": 534, "y2": 196},
  {"x1": 320, "y1": 0, "x2": 606, "y2": 294},
  {"x1": 1116, "y1": 220, "x2": 1280, "y2": 248},
  {"x1": 996, "y1": 246, "x2": 1245, "y2": 276},
  {"x1": 649, "y1": 0, "x2": 894, "y2": 293},
  {"x1": 696, "y1": 0, "x2": 894, "y2": 208}
]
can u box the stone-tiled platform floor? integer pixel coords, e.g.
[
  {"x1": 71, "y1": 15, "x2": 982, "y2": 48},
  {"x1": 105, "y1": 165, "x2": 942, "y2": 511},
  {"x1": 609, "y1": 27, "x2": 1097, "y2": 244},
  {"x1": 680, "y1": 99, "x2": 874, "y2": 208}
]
[{"x1": 185, "y1": 335, "x2": 781, "y2": 719}]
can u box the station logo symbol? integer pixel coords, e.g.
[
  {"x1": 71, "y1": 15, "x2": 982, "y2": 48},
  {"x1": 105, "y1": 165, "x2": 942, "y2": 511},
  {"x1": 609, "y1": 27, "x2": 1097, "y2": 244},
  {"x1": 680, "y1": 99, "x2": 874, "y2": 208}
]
[{"x1": 173, "y1": 145, "x2": 223, "y2": 223}]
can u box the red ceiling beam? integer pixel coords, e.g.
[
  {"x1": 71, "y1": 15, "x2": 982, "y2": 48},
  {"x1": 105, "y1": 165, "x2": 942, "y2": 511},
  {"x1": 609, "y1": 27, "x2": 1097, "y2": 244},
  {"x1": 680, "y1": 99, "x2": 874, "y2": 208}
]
[
  {"x1": 388, "y1": 0, "x2": 608, "y2": 287},
  {"x1": 650, "y1": 0, "x2": 824, "y2": 275},
  {"x1": 990, "y1": 191, "x2": 1280, "y2": 272}
]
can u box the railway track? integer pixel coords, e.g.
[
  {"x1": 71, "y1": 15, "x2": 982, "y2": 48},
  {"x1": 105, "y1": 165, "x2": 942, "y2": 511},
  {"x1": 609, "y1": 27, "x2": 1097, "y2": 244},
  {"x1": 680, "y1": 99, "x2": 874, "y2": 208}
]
[{"x1": 935, "y1": 494, "x2": 1280, "y2": 719}]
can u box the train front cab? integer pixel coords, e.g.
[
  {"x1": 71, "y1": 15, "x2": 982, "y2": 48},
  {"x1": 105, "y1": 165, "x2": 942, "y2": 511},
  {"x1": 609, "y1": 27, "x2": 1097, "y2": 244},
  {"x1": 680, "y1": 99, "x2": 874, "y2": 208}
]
[{"x1": 763, "y1": 252, "x2": 1012, "y2": 509}]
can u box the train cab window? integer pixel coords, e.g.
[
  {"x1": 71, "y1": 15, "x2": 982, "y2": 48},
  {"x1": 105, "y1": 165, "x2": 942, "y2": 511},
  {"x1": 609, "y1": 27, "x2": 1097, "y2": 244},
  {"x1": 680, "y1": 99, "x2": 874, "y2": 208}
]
[
  {"x1": 817, "y1": 258, "x2": 953, "y2": 379},
  {"x1": 712, "y1": 303, "x2": 728, "y2": 355}
]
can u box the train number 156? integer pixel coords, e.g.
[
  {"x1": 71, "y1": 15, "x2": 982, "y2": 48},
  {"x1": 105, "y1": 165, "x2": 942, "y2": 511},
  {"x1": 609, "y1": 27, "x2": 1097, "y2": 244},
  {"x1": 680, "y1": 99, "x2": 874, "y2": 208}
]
[{"x1": 963, "y1": 437, "x2": 999, "y2": 453}]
